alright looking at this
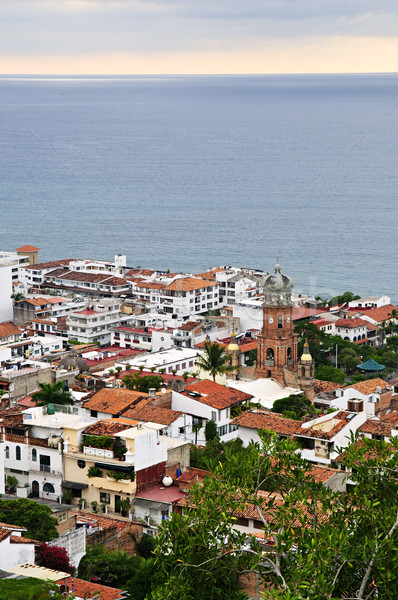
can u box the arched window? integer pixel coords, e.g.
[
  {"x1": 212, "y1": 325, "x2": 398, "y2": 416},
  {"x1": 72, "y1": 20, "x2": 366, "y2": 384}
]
[
  {"x1": 301, "y1": 367, "x2": 306, "y2": 377},
  {"x1": 32, "y1": 448, "x2": 37, "y2": 461},
  {"x1": 266, "y1": 348, "x2": 274, "y2": 360},
  {"x1": 287, "y1": 347, "x2": 292, "y2": 359},
  {"x1": 353, "y1": 336, "x2": 357, "y2": 342},
  {"x1": 16, "y1": 446, "x2": 21, "y2": 461},
  {"x1": 278, "y1": 315, "x2": 283, "y2": 329},
  {"x1": 43, "y1": 482, "x2": 55, "y2": 494},
  {"x1": 5, "y1": 446, "x2": 9, "y2": 459}
]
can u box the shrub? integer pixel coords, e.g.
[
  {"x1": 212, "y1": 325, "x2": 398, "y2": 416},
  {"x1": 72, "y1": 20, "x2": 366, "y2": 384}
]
[{"x1": 36, "y1": 543, "x2": 74, "y2": 573}]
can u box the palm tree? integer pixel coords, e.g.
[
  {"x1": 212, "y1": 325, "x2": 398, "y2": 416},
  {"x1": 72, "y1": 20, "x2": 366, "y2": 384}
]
[
  {"x1": 195, "y1": 341, "x2": 235, "y2": 382},
  {"x1": 388, "y1": 309, "x2": 398, "y2": 335},
  {"x1": 32, "y1": 381, "x2": 74, "y2": 406}
]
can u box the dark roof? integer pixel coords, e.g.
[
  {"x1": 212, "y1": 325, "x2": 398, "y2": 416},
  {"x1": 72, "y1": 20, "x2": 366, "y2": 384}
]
[{"x1": 357, "y1": 358, "x2": 386, "y2": 371}]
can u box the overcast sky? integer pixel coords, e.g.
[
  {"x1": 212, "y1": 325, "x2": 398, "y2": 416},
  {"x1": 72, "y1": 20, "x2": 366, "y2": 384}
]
[{"x1": 2, "y1": 0, "x2": 398, "y2": 74}]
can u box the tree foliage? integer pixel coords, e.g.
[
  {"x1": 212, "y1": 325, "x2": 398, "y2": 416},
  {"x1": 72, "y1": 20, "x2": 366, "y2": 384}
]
[
  {"x1": 272, "y1": 394, "x2": 311, "y2": 420},
  {"x1": 32, "y1": 381, "x2": 74, "y2": 406},
  {"x1": 78, "y1": 544, "x2": 142, "y2": 588},
  {"x1": 314, "y1": 364, "x2": 346, "y2": 384},
  {"x1": 122, "y1": 373, "x2": 165, "y2": 392},
  {"x1": 204, "y1": 419, "x2": 218, "y2": 441},
  {"x1": 0, "y1": 577, "x2": 62, "y2": 600},
  {"x1": 36, "y1": 543, "x2": 73, "y2": 573},
  {"x1": 195, "y1": 341, "x2": 235, "y2": 381},
  {"x1": 0, "y1": 498, "x2": 59, "y2": 541},
  {"x1": 153, "y1": 431, "x2": 398, "y2": 600}
]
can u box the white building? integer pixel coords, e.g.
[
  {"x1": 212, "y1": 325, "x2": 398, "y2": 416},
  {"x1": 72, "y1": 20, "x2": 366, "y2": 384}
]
[
  {"x1": 0, "y1": 264, "x2": 14, "y2": 323},
  {"x1": 67, "y1": 299, "x2": 135, "y2": 345},
  {"x1": 171, "y1": 379, "x2": 253, "y2": 445},
  {"x1": 334, "y1": 317, "x2": 368, "y2": 343},
  {"x1": 0, "y1": 524, "x2": 36, "y2": 570},
  {"x1": 348, "y1": 295, "x2": 391, "y2": 309},
  {"x1": 122, "y1": 347, "x2": 203, "y2": 376}
]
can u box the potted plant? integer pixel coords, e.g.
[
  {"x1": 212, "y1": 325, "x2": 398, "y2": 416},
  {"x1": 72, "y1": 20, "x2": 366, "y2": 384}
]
[
  {"x1": 91, "y1": 500, "x2": 98, "y2": 513},
  {"x1": 120, "y1": 498, "x2": 130, "y2": 517}
]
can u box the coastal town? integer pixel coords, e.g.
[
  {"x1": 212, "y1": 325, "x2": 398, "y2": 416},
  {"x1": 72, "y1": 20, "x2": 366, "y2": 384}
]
[{"x1": 0, "y1": 245, "x2": 398, "y2": 599}]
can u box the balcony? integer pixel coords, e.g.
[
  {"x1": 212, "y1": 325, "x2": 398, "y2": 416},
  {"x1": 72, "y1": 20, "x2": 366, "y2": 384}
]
[
  {"x1": 264, "y1": 359, "x2": 275, "y2": 366},
  {"x1": 83, "y1": 446, "x2": 114, "y2": 459}
]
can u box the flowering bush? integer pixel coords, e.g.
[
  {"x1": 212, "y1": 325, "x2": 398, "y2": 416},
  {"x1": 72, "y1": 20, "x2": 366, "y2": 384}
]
[{"x1": 36, "y1": 542, "x2": 74, "y2": 573}]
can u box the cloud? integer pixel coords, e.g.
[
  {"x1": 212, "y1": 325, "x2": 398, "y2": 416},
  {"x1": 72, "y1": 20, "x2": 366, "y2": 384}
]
[{"x1": 1, "y1": 1, "x2": 398, "y2": 71}]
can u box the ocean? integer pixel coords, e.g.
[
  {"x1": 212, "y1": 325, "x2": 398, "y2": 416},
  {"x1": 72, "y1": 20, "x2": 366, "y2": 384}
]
[{"x1": 0, "y1": 74, "x2": 397, "y2": 301}]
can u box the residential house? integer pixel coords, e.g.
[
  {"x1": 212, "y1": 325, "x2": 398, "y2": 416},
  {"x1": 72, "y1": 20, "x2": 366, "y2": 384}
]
[
  {"x1": 0, "y1": 524, "x2": 37, "y2": 570},
  {"x1": 121, "y1": 403, "x2": 193, "y2": 440},
  {"x1": 230, "y1": 410, "x2": 302, "y2": 447},
  {"x1": 66, "y1": 299, "x2": 136, "y2": 345},
  {"x1": 293, "y1": 410, "x2": 368, "y2": 465},
  {"x1": 332, "y1": 378, "x2": 395, "y2": 418},
  {"x1": 62, "y1": 417, "x2": 168, "y2": 514},
  {"x1": 171, "y1": 379, "x2": 253, "y2": 444},
  {"x1": 82, "y1": 388, "x2": 151, "y2": 419},
  {"x1": 334, "y1": 316, "x2": 369, "y2": 344}
]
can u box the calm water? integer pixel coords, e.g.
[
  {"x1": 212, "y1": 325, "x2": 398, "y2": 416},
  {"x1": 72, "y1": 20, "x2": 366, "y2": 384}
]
[{"x1": 1, "y1": 74, "x2": 397, "y2": 301}]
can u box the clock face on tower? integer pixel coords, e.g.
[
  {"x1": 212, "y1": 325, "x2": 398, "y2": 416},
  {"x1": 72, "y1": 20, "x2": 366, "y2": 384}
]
[
  {"x1": 287, "y1": 317, "x2": 290, "y2": 323},
  {"x1": 268, "y1": 317, "x2": 274, "y2": 324}
]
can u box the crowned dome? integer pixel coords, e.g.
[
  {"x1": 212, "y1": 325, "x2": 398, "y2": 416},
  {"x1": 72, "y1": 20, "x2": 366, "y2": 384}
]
[{"x1": 263, "y1": 263, "x2": 294, "y2": 305}]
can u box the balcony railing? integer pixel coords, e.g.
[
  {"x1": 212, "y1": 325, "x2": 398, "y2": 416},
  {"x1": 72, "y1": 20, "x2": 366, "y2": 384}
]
[
  {"x1": 40, "y1": 464, "x2": 51, "y2": 473},
  {"x1": 264, "y1": 359, "x2": 275, "y2": 366}
]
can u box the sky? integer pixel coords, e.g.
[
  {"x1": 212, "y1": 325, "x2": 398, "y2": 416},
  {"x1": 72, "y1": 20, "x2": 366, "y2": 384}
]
[{"x1": 1, "y1": 0, "x2": 398, "y2": 74}]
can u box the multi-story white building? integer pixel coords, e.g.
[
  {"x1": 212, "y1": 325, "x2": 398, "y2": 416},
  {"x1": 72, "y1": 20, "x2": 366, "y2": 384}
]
[
  {"x1": 67, "y1": 299, "x2": 135, "y2": 345},
  {"x1": 133, "y1": 277, "x2": 220, "y2": 317},
  {"x1": 334, "y1": 317, "x2": 368, "y2": 343},
  {"x1": 1, "y1": 405, "x2": 95, "y2": 501}
]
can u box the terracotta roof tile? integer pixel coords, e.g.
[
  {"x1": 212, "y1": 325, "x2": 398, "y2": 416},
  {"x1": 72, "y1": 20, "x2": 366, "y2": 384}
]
[
  {"x1": 15, "y1": 245, "x2": 41, "y2": 252},
  {"x1": 335, "y1": 317, "x2": 368, "y2": 328},
  {"x1": 56, "y1": 576, "x2": 125, "y2": 600},
  {"x1": 0, "y1": 322, "x2": 21, "y2": 338},
  {"x1": 83, "y1": 388, "x2": 149, "y2": 415},
  {"x1": 359, "y1": 304, "x2": 398, "y2": 324},
  {"x1": 15, "y1": 297, "x2": 50, "y2": 306},
  {"x1": 178, "y1": 321, "x2": 201, "y2": 331},
  {"x1": 165, "y1": 277, "x2": 219, "y2": 292},
  {"x1": 345, "y1": 378, "x2": 389, "y2": 395},
  {"x1": 230, "y1": 411, "x2": 302, "y2": 436},
  {"x1": 82, "y1": 418, "x2": 140, "y2": 436},
  {"x1": 176, "y1": 467, "x2": 211, "y2": 484},
  {"x1": 313, "y1": 380, "x2": 344, "y2": 394},
  {"x1": 296, "y1": 411, "x2": 352, "y2": 440},
  {"x1": 121, "y1": 404, "x2": 182, "y2": 426},
  {"x1": 24, "y1": 259, "x2": 74, "y2": 271},
  {"x1": 383, "y1": 411, "x2": 398, "y2": 426},
  {"x1": 358, "y1": 420, "x2": 393, "y2": 436},
  {"x1": 180, "y1": 379, "x2": 253, "y2": 409},
  {"x1": 75, "y1": 511, "x2": 132, "y2": 533},
  {"x1": 10, "y1": 534, "x2": 39, "y2": 544}
]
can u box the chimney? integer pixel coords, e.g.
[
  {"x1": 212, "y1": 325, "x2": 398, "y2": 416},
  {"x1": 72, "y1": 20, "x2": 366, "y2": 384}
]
[{"x1": 148, "y1": 388, "x2": 157, "y2": 398}]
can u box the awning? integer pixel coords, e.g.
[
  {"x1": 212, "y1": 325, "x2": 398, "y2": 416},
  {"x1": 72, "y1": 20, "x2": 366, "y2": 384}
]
[
  {"x1": 133, "y1": 498, "x2": 169, "y2": 511},
  {"x1": 62, "y1": 481, "x2": 88, "y2": 490},
  {"x1": 94, "y1": 462, "x2": 135, "y2": 474}
]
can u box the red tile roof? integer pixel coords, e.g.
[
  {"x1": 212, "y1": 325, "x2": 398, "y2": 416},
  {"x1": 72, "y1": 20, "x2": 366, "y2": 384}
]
[
  {"x1": 15, "y1": 245, "x2": 41, "y2": 252},
  {"x1": 25, "y1": 259, "x2": 74, "y2": 271},
  {"x1": 230, "y1": 411, "x2": 302, "y2": 436},
  {"x1": 313, "y1": 380, "x2": 344, "y2": 394},
  {"x1": 345, "y1": 378, "x2": 389, "y2": 395},
  {"x1": 178, "y1": 321, "x2": 201, "y2": 331},
  {"x1": 165, "y1": 277, "x2": 219, "y2": 292},
  {"x1": 296, "y1": 411, "x2": 352, "y2": 440},
  {"x1": 358, "y1": 420, "x2": 393, "y2": 436},
  {"x1": 360, "y1": 304, "x2": 398, "y2": 324},
  {"x1": 121, "y1": 404, "x2": 183, "y2": 426},
  {"x1": 335, "y1": 317, "x2": 368, "y2": 328},
  {"x1": 134, "y1": 483, "x2": 185, "y2": 504},
  {"x1": 180, "y1": 379, "x2": 253, "y2": 409},
  {"x1": 56, "y1": 576, "x2": 125, "y2": 600},
  {"x1": 83, "y1": 388, "x2": 149, "y2": 415},
  {"x1": 0, "y1": 322, "x2": 21, "y2": 338},
  {"x1": 382, "y1": 411, "x2": 398, "y2": 426},
  {"x1": 82, "y1": 418, "x2": 140, "y2": 436},
  {"x1": 15, "y1": 297, "x2": 50, "y2": 306},
  {"x1": 176, "y1": 467, "x2": 211, "y2": 484}
]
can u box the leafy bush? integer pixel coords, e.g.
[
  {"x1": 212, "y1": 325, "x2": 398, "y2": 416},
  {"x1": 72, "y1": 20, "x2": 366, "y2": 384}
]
[
  {"x1": 87, "y1": 466, "x2": 103, "y2": 478},
  {"x1": 36, "y1": 543, "x2": 73, "y2": 573}
]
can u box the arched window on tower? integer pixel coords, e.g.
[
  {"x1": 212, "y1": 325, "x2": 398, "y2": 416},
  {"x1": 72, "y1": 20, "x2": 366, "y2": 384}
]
[
  {"x1": 266, "y1": 348, "x2": 274, "y2": 362},
  {"x1": 301, "y1": 367, "x2": 306, "y2": 378},
  {"x1": 278, "y1": 315, "x2": 283, "y2": 329},
  {"x1": 287, "y1": 347, "x2": 292, "y2": 359}
]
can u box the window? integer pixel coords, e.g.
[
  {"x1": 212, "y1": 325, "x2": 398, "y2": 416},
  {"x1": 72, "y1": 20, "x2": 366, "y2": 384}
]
[
  {"x1": 100, "y1": 492, "x2": 111, "y2": 504},
  {"x1": 16, "y1": 446, "x2": 21, "y2": 461},
  {"x1": 5, "y1": 446, "x2": 9, "y2": 459},
  {"x1": 77, "y1": 459, "x2": 86, "y2": 469},
  {"x1": 218, "y1": 425, "x2": 228, "y2": 437},
  {"x1": 161, "y1": 509, "x2": 169, "y2": 520},
  {"x1": 32, "y1": 448, "x2": 37, "y2": 461},
  {"x1": 39, "y1": 454, "x2": 51, "y2": 473},
  {"x1": 43, "y1": 482, "x2": 55, "y2": 494},
  {"x1": 90, "y1": 410, "x2": 98, "y2": 418},
  {"x1": 211, "y1": 411, "x2": 217, "y2": 422},
  {"x1": 58, "y1": 512, "x2": 67, "y2": 523}
]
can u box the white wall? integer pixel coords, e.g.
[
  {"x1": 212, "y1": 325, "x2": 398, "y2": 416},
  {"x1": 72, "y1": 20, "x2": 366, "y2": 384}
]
[
  {"x1": 0, "y1": 265, "x2": 13, "y2": 322},
  {"x1": 0, "y1": 534, "x2": 35, "y2": 569},
  {"x1": 134, "y1": 429, "x2": 168, "y2": 471}
]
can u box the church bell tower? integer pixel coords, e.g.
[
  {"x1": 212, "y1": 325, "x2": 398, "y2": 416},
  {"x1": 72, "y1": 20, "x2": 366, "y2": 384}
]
[{"x1": 256, "y1": 263, "x2": 298, "y2": 385}]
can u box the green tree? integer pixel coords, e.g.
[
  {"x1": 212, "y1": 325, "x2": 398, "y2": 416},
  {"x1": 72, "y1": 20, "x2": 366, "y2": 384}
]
[
  {"x1": 0, "y1": 578, "x2": 62, "y2": 600},
  {"x1": 152, "y1": 432, "x2": 398, "y2": 600},
  {"x1": 315, "y1": 364, "x2": 346, "y2": 384},
  {"x1": 32, "y1": 381, "x2": 74, "y2": 406},
  {"x1": 0, "y1": 498, "x2": 59, "y2": 541},
  {"x1": 272, "y1": 394, "x2": 311, "y2": 419},
  {"x1": 338, "y1": 347, "x2": 359, "y2": 372},
  {"x1": 78, "y1": 544, "x2": 142, "y2": 587},
  {"x1": 122, "y1": 373, "x2": 164, "y2": 393},
  {"x1": 204, "y1": 419, "x2": 218, "y2": 441},
  {"x1": 195, "y1": 341, "x2": 235, "y2": 381}
]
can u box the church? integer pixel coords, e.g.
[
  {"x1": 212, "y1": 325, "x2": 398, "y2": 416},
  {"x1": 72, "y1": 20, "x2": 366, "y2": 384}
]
[{"x1": 255, "y1": 263, "x2": 314, "y2": 399}]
